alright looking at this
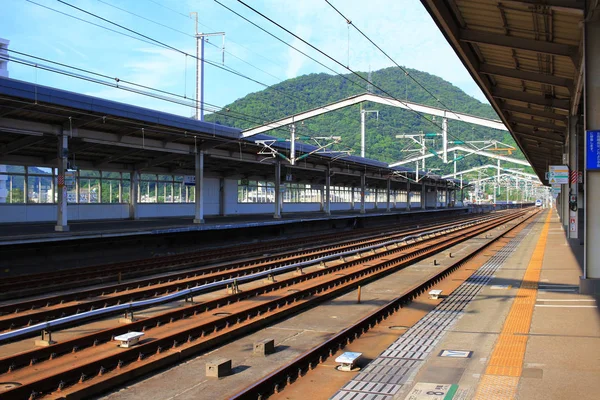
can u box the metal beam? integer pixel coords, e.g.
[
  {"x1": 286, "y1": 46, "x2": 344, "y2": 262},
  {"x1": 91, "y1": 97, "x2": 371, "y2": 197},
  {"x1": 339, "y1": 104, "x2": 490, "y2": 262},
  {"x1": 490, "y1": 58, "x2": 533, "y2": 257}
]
[
  {"x1": 489, "y1": 0, "x2": 585, "y2": 11},
  {"x1": 479, "y1": 64, "x2": 574, "y2": 90},
  {"x1": 390, "y1": 145, "x2": 530, "y2": 167},
  {"x1": 241, "y1": 92, "x2": 507, "y2": 137},
  {"x1": 512, "y1": 127, "x2": 564, "y2": 143},
  {"x1": 501, "y1": 103, "x2": 568, "y2": 122},
  {"x1": 492, "y1": 88, "x2": 570, "y2": 110},
  {"x1": 443, "y1": 164, "x2": 538, "y2": 180},
  {"x1": 0, "y1": 135, "x2": 47, "y2": 155},
  {"x1": 135, "y1": 153, "x2": 184, "y2": 170},
  {"x1": 460, "y1": 29, "x2": 578, "y2": 59},
  {"x1": 508, "y1": 116, "x2": 566, "y2": 132}
]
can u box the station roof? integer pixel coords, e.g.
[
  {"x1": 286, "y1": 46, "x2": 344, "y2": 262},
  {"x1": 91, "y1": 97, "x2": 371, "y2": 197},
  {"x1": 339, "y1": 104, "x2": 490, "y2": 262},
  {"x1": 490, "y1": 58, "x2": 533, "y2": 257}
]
[
  {"x1": 0, "y1": 77, "x2": 444, "y2": 187},
  {"x1": 420, "y1": 0, "x2": 585, "y2": 183}
]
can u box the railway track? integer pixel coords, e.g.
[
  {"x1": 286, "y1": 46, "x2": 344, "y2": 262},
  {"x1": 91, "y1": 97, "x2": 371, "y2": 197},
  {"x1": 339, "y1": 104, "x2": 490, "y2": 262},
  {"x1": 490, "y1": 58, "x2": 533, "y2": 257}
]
[
  {"x1": 0, "y1": 214, "x2": 497, "y2": 334},
  {"x1": 0, "y1": 213, "x2": 469, "y2": 300},
  {"x1": 0, "y1": 209, "x2": 533, "y2": 399},
  {"x1": 231, "y1": 208, "x2": 540, "y2": 400}
]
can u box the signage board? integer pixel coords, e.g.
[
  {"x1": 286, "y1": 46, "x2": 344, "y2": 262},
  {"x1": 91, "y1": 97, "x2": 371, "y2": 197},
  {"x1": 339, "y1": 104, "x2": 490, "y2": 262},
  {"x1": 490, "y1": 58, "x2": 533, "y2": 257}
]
[
  {"x1": 586, "y1": 130, "x2": 600, "y2": 170},
  {"x1": 65, "y1": 171, "x2": 76, "y2": 187},
  {"x1": 184, "y1": 175, "x2": 195, "y2": 186},
  {"x1": 548, "y1": 165, "x2": 569, "y2": 184}
]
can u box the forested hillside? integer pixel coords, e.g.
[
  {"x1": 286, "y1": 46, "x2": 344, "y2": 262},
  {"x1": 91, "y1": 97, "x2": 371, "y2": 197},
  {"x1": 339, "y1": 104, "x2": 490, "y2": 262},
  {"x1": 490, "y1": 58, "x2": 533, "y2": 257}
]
[{"x1": 206, "y1": 66, "x2": 529, "y2": 175}]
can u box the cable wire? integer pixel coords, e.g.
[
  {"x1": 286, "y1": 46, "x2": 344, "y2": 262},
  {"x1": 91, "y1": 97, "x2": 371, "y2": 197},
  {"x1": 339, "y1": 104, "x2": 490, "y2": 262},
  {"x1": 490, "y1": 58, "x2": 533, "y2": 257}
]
[
  {"x1": 232, "y1": 0, "x2": 446, "y2": 132},
  {"x1": 97, "y1": 0, "x2": 285, "y2": 83}
]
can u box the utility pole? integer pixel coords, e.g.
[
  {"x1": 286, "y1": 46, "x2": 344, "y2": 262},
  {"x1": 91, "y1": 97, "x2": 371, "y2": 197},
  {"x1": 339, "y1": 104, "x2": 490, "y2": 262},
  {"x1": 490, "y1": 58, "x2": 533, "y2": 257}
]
[
  {"x1": 360, "y1": 105, "x2": 378, "y2": 158},
  {"x1": 190, "y1": 12, "x2": 224, "y2": 121}
]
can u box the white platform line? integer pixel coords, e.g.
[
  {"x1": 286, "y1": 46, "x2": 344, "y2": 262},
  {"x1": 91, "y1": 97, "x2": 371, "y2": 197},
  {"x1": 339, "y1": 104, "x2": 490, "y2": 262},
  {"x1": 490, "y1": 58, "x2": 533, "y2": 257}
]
[
  {"x1": 535, "y1": 305, "x2": 597, "y2": 308},
  {"x1": 536, "y1": 299, "x2": 595, "y2": 302}
]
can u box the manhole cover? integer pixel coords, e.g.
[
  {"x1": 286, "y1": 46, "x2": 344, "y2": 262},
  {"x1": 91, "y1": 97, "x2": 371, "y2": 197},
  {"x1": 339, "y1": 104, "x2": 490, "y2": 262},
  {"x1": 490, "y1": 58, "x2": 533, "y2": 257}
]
[
  {"x1": 388, "y1": 325, "x2": 409, "y2": 330},
  {"x1": 213, "y1": 312, "x2": 231, "y2": 317},
  {"x1": 1, "y1": 382, "x2": 22, "y2": 392}
]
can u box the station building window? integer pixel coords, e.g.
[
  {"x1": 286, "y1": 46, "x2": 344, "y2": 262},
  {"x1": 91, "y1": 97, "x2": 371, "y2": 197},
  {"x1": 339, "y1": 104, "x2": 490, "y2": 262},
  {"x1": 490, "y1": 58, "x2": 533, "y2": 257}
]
[
  {"x1": 237, "y1": 180, "x2": 275, "y2": 203},
  {"x1": 0, "y1": 164, "x2": 196, "y2": 205},
  {"x1": 411, "y1": 191, "x2": 421, "y2": 203},
  {"x1": 1, "y1": 165, "x2": 26, "y2": 203},
  {"x1": 329, "y1": 186, "x2": 352, "y2": 203},
  {"x1": 284, "y1": 183, "x2": 318, "y2": 203}
]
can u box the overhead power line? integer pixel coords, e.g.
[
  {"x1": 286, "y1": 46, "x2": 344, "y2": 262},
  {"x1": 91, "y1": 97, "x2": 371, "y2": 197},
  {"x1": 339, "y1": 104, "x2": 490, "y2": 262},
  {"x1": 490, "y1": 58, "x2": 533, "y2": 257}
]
[
  {"x1": 47, "y1": 0, "x2": 344, "y2": 124},
  {"x1": 324, "y1": 0, "x2": 464, "y2": 123},
  {"x1": 213, "y1": 0, "x2": 368, "y2": 95},
  {"x1": 232, "y1": 0, "x2": 504, "y2": 159},
  {"x1": 96, "y1": 0, "x2": 285, "y2": 83},
  {"x1": 3, "y1": 49, "x2": 348, "y2": 146},
  {"x1": 55, "y1": 0, "x2": 287, "y2": 98},
  {"x1": 232, "y1": 0, "x2": 446, "y2": 133}
]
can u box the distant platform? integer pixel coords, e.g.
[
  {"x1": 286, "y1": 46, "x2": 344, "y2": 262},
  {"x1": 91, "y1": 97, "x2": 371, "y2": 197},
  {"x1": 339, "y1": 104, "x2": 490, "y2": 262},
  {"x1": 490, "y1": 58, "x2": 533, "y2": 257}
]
[{"x1": 0, "y1": 207, "x2": 468, "y2": 246}]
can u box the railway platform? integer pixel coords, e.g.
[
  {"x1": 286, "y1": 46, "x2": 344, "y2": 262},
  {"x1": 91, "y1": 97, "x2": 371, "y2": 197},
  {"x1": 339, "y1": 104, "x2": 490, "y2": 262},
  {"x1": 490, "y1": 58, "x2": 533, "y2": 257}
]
[{"x1": 322, "y1": 209, "x2": 599, "y2": 400}]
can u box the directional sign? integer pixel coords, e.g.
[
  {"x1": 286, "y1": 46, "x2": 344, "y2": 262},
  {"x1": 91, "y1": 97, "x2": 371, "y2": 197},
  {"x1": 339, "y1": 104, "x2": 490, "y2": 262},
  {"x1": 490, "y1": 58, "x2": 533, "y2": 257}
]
[
  {"x1": 548, "y1": 165, "x2": 569, "y2": 184},
  {"x1": 586, "y1": 130, "x2": 600, "y2": 170},
  {"x1": 184, "y1": 175, "x2": 195, "y2": 186}
]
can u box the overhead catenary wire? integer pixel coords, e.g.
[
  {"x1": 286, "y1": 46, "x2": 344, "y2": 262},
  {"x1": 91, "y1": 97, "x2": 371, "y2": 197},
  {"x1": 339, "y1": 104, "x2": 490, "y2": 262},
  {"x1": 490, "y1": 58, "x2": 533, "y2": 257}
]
[
  {"x1": 22, "y1": 0, "x2": 342, "y2": 144},
  {"x1": 51, "y1": 0, "x2": 344, "y2": 127},
  {"x1": 232, "y1": 0, "x2": 447, "y2": 133},
  {"x1": 324, "y1": 0, "x2": 465, "y2": 123},
  {"x1": 3, "y1": 49, "x2": 350, "y2": 151},
  {"x1": 144, "y1": 0, "x2": 286, "y2": 70},
  {"x1": 96, "y1": 0, "x2": 285, "y2": 83},
  {"x1": 55, "y1": 0, "x2": 292, "y2": 99},
  {"x1": 229, "y1": 0, "x2": 494, "y2": 155},
  {"x1": 323, "y1": 0, "x2": 485, "y2": 154}
]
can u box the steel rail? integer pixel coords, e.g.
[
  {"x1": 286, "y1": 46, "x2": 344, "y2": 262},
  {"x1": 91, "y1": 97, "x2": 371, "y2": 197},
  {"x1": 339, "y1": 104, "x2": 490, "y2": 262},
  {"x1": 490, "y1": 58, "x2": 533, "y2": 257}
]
[
  {"x1": 229, "y1": 210, "x2": 540, "y2": 399},
  {"x1": 0, "y1": 214, "x2": 502, "y2": 343},
  {"x1": 0, "y1": 213, "x2": 485, "y2": 316},
  {"x1": 0, "y1": 211, "x2": 531, "y2": 399},
  {"x1": 0, "y1": 213, "x2": 526, "y2": 376},
  {"x1": 0, "y1": 216, "x2": 498, "y2": 333},
  {"x1": 0, "y1": 213, "x2": 469, "y2": 299}
]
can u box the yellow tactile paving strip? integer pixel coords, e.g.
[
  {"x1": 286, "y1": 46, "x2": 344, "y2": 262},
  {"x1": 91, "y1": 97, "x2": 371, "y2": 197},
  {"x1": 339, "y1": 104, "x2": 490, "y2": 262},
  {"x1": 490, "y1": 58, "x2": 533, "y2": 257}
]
[{"x1": 474, "y1": 211, "x2": 551, "y2": 399}]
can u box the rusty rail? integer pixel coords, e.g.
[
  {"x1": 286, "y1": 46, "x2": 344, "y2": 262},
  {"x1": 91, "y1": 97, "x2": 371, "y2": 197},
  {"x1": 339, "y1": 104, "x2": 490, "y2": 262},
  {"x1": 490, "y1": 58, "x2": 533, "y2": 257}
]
[
  {"x1": 230, "y1": 210, "x2": 539, "y2": 399},
  {"x1": 0, "y1": 210, "x2": 530, "y2": 399}
]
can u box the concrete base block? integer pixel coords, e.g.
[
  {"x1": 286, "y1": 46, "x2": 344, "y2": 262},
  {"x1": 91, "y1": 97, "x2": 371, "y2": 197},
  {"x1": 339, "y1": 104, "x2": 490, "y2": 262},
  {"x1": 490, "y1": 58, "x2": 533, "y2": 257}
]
[
  {"x1": 54, "y1": 225, "x2": 70, "y2": 232},
  {"x1": 35, "y1": 339, "x2": 57, "y2": 347},
  {"x1": 119, "y1": 317, "x2": 137, "y2": 324},
  {"x1": 206, "y1": 358, "x2": 231, "y2": 378},
  {"x1": 193, "y1": 218, "x2": 205, "y2": 224},
  {"x1": 253, "y1": 339, "x2": 275, "y2": 356},
  {"x1": 579, "y1": 276, "x2": 600, "y2": 295},
  {"x1": 226, "y1": 287, "x2": 242, "y2": 295}
]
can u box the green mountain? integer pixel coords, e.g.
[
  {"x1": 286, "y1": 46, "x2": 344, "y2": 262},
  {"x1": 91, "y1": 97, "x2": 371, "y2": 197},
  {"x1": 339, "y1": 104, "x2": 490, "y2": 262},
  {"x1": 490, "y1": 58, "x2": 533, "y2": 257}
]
[{"x1": 206, "y1": 66, "x2": 529, "y2": 175}]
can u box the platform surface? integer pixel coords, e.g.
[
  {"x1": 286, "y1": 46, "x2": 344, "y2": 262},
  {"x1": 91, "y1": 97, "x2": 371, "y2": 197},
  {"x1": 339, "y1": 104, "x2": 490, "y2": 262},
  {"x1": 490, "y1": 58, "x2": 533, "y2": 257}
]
[
  {"x1": 332, "y1": 209, "x2": 599, "y2": 400},
  {"x1": 0, "y1": 207, "x2": 467, "y2": 245}
]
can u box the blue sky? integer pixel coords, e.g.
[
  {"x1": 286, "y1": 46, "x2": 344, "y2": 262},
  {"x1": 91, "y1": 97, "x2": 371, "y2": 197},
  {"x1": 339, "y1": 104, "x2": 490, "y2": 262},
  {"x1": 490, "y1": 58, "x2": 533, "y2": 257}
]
[{"x1": 1, "y1": 0, "x2": 488, "y2": 119}]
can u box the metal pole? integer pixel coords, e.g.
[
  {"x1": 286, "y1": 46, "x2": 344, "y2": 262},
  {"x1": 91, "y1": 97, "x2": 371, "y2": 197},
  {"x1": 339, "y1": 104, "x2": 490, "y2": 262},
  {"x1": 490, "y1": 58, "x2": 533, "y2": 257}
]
[
  {"x1": 200, "y1": 34, "x2": 205, "y2": 121},
  {"x1": 193, "y1": 151, "x2": 204, "y2": 224},
  {"x1": 442, "y1": 116, "x2": 448, "y2": 163},
  {"x1": 360, "y1": 109, "x2": 365, "y2": 158},
  {"x1": 386, "y1": 177, "x2": 391, "y2": 212},
  {"x1": 325, "y1": 165, "x2": 331, "y2": 216},
  {"x1": 274, "y1": 161, "x2": 281, "y2": 219},
  {"x1": 360, "y1": 171, "x2": 366, "y2": 214},
  {"x1": 55, "y1": 134, "x2": 69, "y2": 231},
  {"x1": 290, "y1": 123, "x2": 296, "y2": 165}
]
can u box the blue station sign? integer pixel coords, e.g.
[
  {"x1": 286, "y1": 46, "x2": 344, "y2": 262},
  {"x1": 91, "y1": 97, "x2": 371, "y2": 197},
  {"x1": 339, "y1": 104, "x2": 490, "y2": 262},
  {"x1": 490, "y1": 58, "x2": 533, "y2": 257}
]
[{"x1": 587, "y1": 130, "x2": 600, "y2": 170}]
